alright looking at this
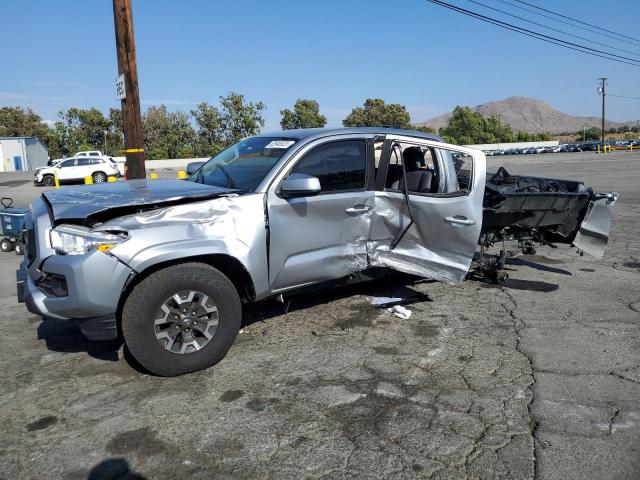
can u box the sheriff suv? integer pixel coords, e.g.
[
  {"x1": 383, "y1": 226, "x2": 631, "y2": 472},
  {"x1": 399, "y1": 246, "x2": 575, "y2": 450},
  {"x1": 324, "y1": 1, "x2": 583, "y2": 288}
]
[
  {"x1": 34, "y1": 156, "x2": 120, "y2": 186},
  {"x1": 17, "y1": 128, "x2": 615, "y2": 376}
]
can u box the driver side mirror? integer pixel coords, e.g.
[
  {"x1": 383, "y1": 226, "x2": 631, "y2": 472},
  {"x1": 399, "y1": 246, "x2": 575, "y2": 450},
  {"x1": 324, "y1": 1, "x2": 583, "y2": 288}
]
[{"x1": 280, "y1": 173, "x2": 321, "y2": 198}]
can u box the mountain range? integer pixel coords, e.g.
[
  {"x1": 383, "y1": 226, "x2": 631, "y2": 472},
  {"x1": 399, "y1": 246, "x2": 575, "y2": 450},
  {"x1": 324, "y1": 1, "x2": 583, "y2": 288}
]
[{"x1": 418, "y1": 96, "x2": 638, "y2": 134}]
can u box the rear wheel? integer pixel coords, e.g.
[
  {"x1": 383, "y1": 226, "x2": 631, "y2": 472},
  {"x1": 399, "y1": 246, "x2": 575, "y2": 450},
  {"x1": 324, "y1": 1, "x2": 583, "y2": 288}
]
[
  {"x1": 121, "y1": 263, "x2": 241, "y2": 376},
  {"x1": 1, "y1": 239, "x2": 14, "y2": 252},
  {"x1": 92, "y1": 171, "x2": 107, "y2": 183},
  {"x1": 42, "y1": 175, "x2": 55, "y2": 187}
]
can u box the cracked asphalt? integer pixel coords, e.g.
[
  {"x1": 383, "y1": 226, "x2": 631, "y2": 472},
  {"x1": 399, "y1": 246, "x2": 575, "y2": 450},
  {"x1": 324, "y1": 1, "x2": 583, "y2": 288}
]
[{"x1": 0, "y1": 151, "x2": 638, "y2": 479}]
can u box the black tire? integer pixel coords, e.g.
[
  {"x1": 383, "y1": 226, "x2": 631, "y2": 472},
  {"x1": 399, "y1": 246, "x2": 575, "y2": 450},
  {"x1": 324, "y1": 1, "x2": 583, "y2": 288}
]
[
  {"x1": 92, "y1": 171, "x2": 107, "y2": 183},
  {"x1": 14, "y1": 243, "x2": 23, "y2": 256},
  {"x1": 121, "y1": 262, "x2": 241, "y2": 376},
  {"x1": 1, "y1": 239, "x2": 14, "y2": 252},
  {"x1": 42, "y1": 175, "x2": 55, "y2": 187}
]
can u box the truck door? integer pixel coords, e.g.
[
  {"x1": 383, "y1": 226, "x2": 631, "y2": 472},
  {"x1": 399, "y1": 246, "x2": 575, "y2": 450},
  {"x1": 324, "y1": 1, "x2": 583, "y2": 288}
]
[
  {"x1": 368, "y1": 136, "x2": 485, "y2": 283},
  {"x1": 267, "y1": 135, "x2": 375, "y2": 292}
]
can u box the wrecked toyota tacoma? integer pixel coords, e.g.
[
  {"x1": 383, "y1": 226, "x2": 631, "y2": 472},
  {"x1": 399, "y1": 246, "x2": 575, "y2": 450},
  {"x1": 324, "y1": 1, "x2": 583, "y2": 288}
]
[{"x1": 16, "y1": 128, "x2": 617, "y2": 375}]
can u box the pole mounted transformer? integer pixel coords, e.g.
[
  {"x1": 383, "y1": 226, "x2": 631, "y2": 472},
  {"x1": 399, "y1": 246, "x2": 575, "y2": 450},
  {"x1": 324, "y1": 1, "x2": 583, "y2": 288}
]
[{"x1": 113, "y1": 0, "x2": 145, "y2": 179}]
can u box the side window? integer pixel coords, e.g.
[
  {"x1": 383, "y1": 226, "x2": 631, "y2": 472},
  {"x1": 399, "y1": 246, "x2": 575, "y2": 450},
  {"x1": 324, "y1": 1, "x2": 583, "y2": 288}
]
[
  {"x1": 447, "y1": 151, "x2": 473, "y2": 192},
  {"x1": 89, "y1": 152, "x2": 100, "y2": 157},
  {"x1": 384, "y1": 143, "x2": 472, "y2": 195},
  {"x1": 76, "y1": 158, "x2": 92, "y2": 166},
  {"x1": 60, "y1": 159, "x2": 75, "y2": 168},
  {"x1": 91, "y1": 158, "x2": 104, "y2": 164},
  {"x1": 291, "y1": 140, "x2": 366, "y2": 193}
]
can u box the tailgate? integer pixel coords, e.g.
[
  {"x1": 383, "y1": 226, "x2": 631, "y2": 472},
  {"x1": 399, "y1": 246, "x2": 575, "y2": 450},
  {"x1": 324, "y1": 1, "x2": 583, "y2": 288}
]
[{"x1": 573, "y1": 192, "x2": 618, "y2": 258}]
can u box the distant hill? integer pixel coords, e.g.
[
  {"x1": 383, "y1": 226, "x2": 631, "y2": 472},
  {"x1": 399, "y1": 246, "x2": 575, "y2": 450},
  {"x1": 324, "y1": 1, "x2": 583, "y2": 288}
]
[{"x1": 419, "y1": 96, "x2": 638, "y2": 134}]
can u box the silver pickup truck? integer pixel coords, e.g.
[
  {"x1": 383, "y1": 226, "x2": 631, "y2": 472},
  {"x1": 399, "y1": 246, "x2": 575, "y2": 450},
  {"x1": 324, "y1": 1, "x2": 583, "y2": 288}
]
[{"x1": 16, "y1": 128, "x2": 616, "y2": 375}]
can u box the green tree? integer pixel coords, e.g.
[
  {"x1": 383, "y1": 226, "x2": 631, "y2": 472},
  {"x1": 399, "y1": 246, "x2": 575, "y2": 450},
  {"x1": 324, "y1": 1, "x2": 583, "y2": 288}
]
[
  {"x1": 107, "y1": 108, "x2": 125, "y2": 155},
  {"x1": 142, "y1": 105, "x2": 197, "y2": 159},
  {"x1": 0, "y1": 106, "x2": 50, "y2": 139},
  {"x1": 411, "y1": 125, "x2": 436, "y2": 134},
  {"x1": 579, "y1": 127, "x2": 601, "y2": 141},
  {"x1": 342, "y1": 99, "x2": 410, "y2": 129},
  {"x1": 191, "y1": 101, "x2": 224, "y2": 157},
  {"x1": 218, "y1": 92, "x2": 266, "y2": 144},
  {"x1": 57, "y1": 108, "x2": 111, "y2": 152},
  {"x1": 439, "y1": 107, "x2": 515, "y2": 145},
  {"x1": 280, "y1": 99, "x2": 327, "y2": 130}
]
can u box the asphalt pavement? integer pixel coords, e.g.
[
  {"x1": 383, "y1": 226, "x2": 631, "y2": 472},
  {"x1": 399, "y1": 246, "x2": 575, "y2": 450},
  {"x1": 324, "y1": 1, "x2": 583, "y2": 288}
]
[{"x1": 0, "y1": 150, "x2": 638, "y2": 479}]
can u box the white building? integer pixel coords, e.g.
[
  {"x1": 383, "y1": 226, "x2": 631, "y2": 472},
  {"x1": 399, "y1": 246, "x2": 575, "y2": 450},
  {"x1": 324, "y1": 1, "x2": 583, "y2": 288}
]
[{"x1": 0, "y1": 136, "x2": 49, "y2": 172}]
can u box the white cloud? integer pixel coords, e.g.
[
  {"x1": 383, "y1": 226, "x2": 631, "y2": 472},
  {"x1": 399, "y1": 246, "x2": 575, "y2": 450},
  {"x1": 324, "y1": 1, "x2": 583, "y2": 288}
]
[
  {"x1": 0, "y1": 91, "x2": 31, "y2": 101},
  {"x1": 42, "y1": 119, "x2": 56, "y2": 127},
  {"x1": 64, "y1": 81, "x2": 88, "y2": 88},
  {"x1": 32, "y1": 80, "x2": 56, "y2": 87}
]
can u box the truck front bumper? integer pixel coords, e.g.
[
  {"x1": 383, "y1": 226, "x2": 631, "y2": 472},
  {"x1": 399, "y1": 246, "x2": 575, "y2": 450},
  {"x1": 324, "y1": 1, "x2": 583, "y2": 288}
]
[{"x1": 17, "y1": 251, "x2": 134, "y2": 341}]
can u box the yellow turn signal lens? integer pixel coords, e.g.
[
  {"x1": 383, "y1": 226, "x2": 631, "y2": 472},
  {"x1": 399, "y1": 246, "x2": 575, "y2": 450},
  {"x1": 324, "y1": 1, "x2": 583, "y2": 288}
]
[{"x1": 96, "y1": 244, "x2": 114, "y2": 252}]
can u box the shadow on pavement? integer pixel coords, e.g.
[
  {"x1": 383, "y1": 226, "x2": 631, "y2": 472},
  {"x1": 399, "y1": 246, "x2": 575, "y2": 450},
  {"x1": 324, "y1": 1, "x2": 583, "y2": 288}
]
[
  {"x1": 242, "y1": 271, "x2": 433, "y2": 327},
  {"x1": 507, "y1": 257, "x2": 572, "y2": 275},
  {"x1": 37, "y1": 317, "x2": 122, "y2": 362},
  {"x1": 87, "y1": 458, "x2": 147, "y2": 480}
]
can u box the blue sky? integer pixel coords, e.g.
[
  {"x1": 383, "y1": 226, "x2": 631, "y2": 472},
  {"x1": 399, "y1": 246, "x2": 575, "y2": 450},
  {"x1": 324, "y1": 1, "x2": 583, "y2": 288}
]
[{"x1": 1, "y1": 0, "x2": 639, "y2": 130}]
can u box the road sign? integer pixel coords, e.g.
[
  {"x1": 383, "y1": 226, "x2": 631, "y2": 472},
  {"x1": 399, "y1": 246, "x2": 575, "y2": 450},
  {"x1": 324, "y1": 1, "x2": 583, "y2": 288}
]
[{"x1": 115, "y1": 73, "x2": 126, "y2": 100}]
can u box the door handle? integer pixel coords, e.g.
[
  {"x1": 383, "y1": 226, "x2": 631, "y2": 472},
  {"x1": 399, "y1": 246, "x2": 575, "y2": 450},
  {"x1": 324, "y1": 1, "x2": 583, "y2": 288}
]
[
  {"x1": 443, "y1": 215, "x2": 475, "y2": 226},
  {"x1": 346, "y1": 205, "x2": 371, "y2": 214}
]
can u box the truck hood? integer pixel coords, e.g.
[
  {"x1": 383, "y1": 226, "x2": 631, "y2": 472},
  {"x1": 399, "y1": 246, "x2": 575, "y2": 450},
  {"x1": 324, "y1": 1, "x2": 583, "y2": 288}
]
[{"x1": 42, "y1": 179, "x2": 235, "y2": 226}]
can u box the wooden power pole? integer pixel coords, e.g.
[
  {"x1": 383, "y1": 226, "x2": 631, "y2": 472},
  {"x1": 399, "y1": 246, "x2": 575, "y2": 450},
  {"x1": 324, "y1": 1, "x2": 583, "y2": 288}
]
[
  {"x1": 599, "y1": 77, "x2": 607, "y2": 151},
  {"x1": 113, "y1": 0, "x2": 145, "y2": 179}
]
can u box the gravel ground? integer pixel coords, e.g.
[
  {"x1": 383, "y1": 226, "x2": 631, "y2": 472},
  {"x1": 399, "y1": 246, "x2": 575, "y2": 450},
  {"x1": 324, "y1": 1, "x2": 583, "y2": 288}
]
[{"x1": 0, "y1": 151, "x2": 638, "y2": 479}]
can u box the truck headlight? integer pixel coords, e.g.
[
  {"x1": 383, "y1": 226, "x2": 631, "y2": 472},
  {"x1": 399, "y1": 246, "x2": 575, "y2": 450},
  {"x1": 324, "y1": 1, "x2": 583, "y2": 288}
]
[{"x1": 50, "y1": 225, "x2": 128, "y2": 255}]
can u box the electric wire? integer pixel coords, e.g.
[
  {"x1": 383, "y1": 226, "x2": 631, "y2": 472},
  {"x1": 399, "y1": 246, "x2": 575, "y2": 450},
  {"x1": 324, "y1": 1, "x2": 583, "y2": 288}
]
[
  {"x1": 608, "y1": 94, "x2": 640, "y2": 101},
  {"x1": 425, "y1": 0, "x2": 640, "y2": 67},
  {"x1": 514, "y1": 0, "x2": 640, "y2": 45},
  {"x1": 463, "y1": 0, "x2": 640, "y2": 58},
  {"x1": 496, "y1": 0, "x2": 640, "y2": 48}
]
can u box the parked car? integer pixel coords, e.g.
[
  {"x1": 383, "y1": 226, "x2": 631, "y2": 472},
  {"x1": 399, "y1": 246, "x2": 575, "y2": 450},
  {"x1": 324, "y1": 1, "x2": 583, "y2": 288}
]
[
  {"x1": 47, "y1": 150, "x2": 105, "y2": 167},
  {"x1": 16, "y1": 128, "x2": 617, "y2": 375},
  {"x1": 34, "y1": 156, "x2": 120, "y2": 186}
]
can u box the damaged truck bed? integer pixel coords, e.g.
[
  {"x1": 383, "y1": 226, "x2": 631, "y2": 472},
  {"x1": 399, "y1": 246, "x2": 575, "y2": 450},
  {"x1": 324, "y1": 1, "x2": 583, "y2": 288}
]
[{"x1": 474, "y1": 167, "x2": 617, "y2": 281}]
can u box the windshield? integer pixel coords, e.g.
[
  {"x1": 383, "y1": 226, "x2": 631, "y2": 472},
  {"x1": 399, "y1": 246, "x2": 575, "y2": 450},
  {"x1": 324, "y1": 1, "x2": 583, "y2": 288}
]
[{"x1": 189, "y1": 136, "x2": 298, "y2": 192}]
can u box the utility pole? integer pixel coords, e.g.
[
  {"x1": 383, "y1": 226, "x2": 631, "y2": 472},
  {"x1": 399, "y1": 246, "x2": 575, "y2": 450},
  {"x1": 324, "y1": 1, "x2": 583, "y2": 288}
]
[
  {"x1": 598, "y1": 77, "x2": 607, "y2": 151},
  {"x1": 113, "y1": 0, "x2": 145, "y2": 179},
  {"x1": 496, "y1": 114, "x2": 501, "y2": 152},
  {"x1": 583, "y1": 123, "x2": 586, "y2": 142}
]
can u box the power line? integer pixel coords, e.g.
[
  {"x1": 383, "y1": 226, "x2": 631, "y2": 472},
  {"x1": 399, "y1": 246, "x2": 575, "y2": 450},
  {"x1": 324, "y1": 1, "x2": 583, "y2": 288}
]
[
  {"x1": 496, "y1": 0, "x2": 640, "y2": 48},
  {"x1": 514, "y1": 0, "x2": 640, "y2": 45},
  {"x1": 463, "y1": 0, "x2": 640, "y2": 58},
  {"x1": 608, "y1": 93, "x2": 640, "y2": 101},
  {"x1": 425, "y1": 0, "x2": 640, "y2": 67}
]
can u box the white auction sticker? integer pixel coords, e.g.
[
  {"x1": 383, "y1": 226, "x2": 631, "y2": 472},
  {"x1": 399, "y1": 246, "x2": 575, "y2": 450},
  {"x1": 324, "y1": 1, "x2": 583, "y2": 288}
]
[{"x1": 265, "y1": 140, "x2": 295, "y2": 149}]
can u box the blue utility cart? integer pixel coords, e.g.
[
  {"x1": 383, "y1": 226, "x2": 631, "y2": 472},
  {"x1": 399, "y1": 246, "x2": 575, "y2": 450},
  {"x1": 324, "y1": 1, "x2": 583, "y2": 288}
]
[{"x1": 1, "y1": 198, "x2": 28, "y2": 255}]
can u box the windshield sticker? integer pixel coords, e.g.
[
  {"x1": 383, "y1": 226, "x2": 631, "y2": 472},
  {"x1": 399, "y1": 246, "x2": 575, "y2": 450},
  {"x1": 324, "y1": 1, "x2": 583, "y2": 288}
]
[{"x1": 265, "y1": 140, "x2": 295, "y2": 149}]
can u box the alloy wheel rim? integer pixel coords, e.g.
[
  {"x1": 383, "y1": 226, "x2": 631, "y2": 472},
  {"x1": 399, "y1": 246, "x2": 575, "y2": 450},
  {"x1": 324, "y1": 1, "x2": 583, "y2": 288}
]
[{"x1": 154, "y1": 290, "x2": 219, "y2": 354}]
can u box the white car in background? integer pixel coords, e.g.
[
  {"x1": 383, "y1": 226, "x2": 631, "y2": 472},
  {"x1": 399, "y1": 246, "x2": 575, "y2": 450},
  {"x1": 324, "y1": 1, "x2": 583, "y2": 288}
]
[{"x1": 34, "y1": 156, "x2": 120, "y2": 186}]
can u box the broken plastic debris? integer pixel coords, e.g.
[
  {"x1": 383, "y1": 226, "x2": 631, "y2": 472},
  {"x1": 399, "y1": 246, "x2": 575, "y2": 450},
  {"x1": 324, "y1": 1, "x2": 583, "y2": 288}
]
[
  {"x1": 388, "y1": 305, "x2": 412, "y2": 319},
  {"x1": 370, "y1": 296, "x2": 403, "y2": 306}
]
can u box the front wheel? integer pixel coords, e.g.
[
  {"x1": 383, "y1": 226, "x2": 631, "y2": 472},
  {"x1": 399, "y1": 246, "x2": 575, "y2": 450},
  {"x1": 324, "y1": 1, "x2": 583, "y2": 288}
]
[
  {"x1": 1, "y1": 239, "x2": 14, "y2": 252},
  {"x1": 121, "y1": 263, "x2": 242, "y2": 376},
  {"x1": 14, "y1": 243, "x2": 23, "y2": 255},
  {"x1": 42, "y1": 175, "x2": 55, "y2": 187}
]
